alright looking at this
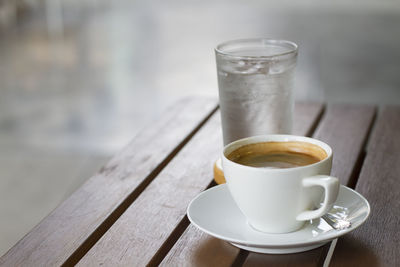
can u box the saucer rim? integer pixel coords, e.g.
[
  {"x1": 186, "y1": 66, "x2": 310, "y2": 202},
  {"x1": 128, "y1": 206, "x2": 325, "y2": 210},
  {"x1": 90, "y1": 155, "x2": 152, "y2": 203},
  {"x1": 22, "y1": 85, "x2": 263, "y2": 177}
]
[{"x1": 187, "y1": 184, "x2": 370, "y2": 248}]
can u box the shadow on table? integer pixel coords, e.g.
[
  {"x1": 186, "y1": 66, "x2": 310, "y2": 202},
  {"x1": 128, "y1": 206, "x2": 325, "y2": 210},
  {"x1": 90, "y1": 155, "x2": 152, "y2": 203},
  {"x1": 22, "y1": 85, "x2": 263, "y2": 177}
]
[
  {"x1": 240, "y1": 242, "x2": 330, "y2": 267},
  {"x1": 193, "y1": 237, "x2": 241, "y2": 266},
  {"x1": 193, "y1": 234, "x2": 379, "y2": 267},
  {"x1": 330, "y1": 235, "x2": 379, "y2": 266}
]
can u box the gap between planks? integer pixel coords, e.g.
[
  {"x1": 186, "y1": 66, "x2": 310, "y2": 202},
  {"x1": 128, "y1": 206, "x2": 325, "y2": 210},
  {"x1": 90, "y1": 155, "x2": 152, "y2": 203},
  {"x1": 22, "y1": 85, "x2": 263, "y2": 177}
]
[
  {"x1": 76, "y1": 111, "x2": 224, "y2": 266},
  {"x1": 147, "y1": 180, "x2": 217, "y2": 267},
  {"x1": 241, "y1": 104, "x2": 376, "y2": 267},
  {"x1": 159, "y1": 103, "x2": 376, "y2": 267},
  {"x1": 0, "y1": 97, "x2": 219, "y2": 267},
  {"x1": 159, "y1": 102, "x2": 326, "y2": 266},
  {"x1": 329, "y1": 106, "x2": 400, "y2": 266},
  {"x1": 63, "y1": 104, "x2": 219, "y2": 266}
]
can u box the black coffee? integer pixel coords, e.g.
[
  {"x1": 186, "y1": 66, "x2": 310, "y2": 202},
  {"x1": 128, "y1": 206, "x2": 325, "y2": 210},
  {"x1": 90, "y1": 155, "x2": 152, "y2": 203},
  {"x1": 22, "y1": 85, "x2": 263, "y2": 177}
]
[{"x1": 227, "y1": 141, "x2": 326, "y2": 169}]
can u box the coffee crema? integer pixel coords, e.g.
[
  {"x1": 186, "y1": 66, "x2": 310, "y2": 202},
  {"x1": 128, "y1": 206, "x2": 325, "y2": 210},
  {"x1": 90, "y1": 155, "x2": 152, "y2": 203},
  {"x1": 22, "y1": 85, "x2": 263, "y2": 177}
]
[{"x1": 226, "y1": 141, "x2": 327, "y2": 169}]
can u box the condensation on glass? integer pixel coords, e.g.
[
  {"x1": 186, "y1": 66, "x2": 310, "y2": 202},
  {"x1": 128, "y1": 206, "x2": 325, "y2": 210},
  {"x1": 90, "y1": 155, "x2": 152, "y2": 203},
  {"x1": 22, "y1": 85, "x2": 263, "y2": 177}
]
[{"x1": 215, "y1": 38, "x2": 298, "y2": 145}]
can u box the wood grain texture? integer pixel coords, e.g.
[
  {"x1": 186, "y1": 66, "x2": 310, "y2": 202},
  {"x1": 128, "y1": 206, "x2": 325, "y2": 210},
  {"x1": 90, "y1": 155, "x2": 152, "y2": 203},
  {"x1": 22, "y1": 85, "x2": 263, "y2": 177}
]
[
  {"x1": 160, "y1": 226, "x2": 240, "y2": 267},
  {"x1": 0, "y1": 97, "x2": 218, "y2": 267},
  {"x1": 312, "y1": 104, "x2": 376, "y2": 186},
  {"x1": 330, "y1": 106, "x2": 400, "y2": 267},
  {"x1": 77, "y1": 112, "x2": 223, "y2": 266},
  {"x1": 292, "y1": 102, "x2": 325, "y2": 136},
  {"x1": 243, "y1": 103, "x2": 376, "y2": 267},
  {"x1": 160, "y1": 102, "x2": 324, "y2": 267},
  {"x1": 243, "y1": 245, "x2": 330, "y2": 267}
]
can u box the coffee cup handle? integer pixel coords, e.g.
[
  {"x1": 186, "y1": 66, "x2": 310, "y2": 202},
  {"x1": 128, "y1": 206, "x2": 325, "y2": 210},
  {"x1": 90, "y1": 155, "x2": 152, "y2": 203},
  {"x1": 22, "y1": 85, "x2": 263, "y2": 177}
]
[{"x1": 296, "y1": 175, "x2": 340, "y2": 221}]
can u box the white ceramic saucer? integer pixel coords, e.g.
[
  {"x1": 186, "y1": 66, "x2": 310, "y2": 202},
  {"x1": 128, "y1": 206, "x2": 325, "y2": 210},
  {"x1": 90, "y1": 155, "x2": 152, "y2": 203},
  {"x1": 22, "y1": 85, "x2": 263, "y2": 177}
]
[{"x1": 187, "y1": 184, "x2": 370, "y2": 254}]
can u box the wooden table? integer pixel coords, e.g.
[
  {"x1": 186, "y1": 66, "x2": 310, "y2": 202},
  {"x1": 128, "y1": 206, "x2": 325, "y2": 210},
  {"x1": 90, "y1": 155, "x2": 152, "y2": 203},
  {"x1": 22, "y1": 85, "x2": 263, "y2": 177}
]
[{"x1": 1, "y1": 97, "x2": 399, "y2": 266}]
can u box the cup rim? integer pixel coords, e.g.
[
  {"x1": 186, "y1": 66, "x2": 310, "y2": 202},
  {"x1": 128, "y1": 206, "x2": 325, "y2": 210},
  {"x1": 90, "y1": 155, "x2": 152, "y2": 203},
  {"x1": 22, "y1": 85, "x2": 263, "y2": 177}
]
[
  {"x1": 215, "y1": 38, "x2": 298, "y2": 60},
  {"x1": 222, "y1": 134, "x2": 332, "y2": 172}
]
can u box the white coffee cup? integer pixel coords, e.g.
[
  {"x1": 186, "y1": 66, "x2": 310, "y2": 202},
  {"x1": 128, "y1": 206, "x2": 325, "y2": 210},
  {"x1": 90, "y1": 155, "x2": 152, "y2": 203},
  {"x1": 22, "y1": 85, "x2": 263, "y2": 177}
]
[{"x1": 222, "y1": 134, "x2": 339, "y2": 234}]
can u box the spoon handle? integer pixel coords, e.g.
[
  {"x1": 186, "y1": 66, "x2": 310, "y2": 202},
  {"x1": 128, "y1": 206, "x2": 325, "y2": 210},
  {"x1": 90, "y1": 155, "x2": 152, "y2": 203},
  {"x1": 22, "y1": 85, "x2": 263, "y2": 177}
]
[{"x1": 322, "y1": 213, "x2": 351, "y2": 230}]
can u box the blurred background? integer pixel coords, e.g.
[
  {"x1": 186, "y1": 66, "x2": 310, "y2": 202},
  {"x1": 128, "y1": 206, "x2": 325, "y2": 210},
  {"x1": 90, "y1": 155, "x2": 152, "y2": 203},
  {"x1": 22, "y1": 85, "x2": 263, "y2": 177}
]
[{"x1": 0, "y1": 0, "x2": 399, "y2": 256}]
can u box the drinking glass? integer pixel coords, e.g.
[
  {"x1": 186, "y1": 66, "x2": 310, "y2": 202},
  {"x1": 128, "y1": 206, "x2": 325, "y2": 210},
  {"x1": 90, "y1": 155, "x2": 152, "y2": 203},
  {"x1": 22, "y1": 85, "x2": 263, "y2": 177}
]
[{"x1": 215, "y1": 38, "x2": 298, "y2": 145}]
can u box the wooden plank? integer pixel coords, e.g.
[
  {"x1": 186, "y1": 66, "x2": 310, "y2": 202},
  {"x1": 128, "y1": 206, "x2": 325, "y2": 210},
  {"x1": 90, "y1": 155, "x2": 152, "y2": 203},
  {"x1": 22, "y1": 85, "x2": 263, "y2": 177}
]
[
  {"x1": 77, "y1": 112, "x2": 223, "y2": 266},
  {"x1": 0, "y1": 97, "x2": 218, "y2": 267},
  {"x1": 312, "y1": 104, "x2": 376, "y2": 186},
  {"x1": 159, "y1": 102, "x2": 324, "y2": 266},
  {"x1": 329, "y1": 106, "x2": 400, "y2": 267},
  {"x1": 292, "y1": 102, "x2": 325, "y2": 136},
  {"x1": 243, "y1": 247, "x2": 330, "y2": 267},
  {"x1": 243, "y1": 104, "x2": 376, "y2": 267},
  {"x1": 160, "y1": 226, "x2": 240, "y2": 267}
]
